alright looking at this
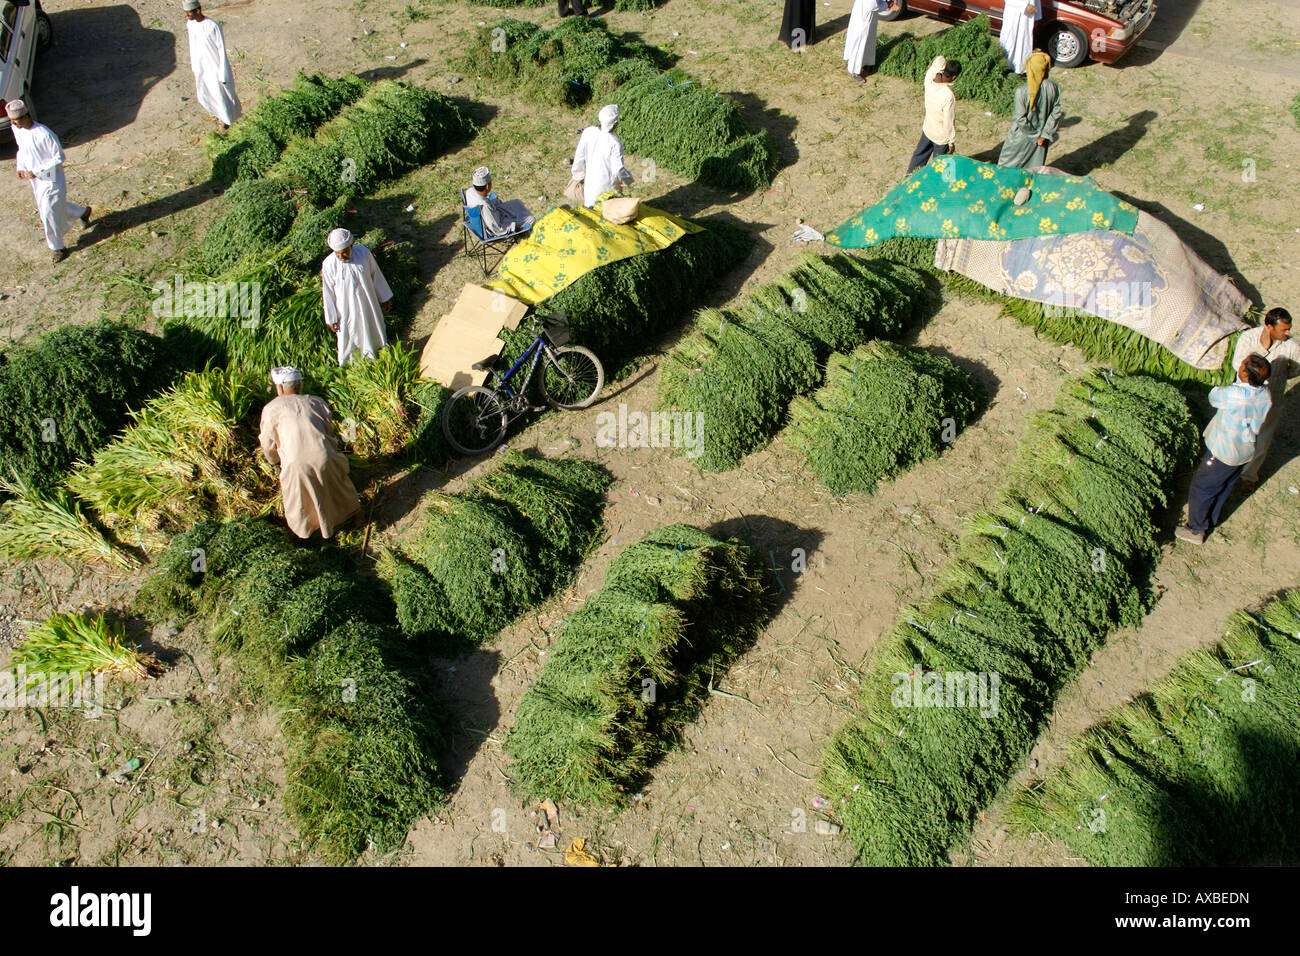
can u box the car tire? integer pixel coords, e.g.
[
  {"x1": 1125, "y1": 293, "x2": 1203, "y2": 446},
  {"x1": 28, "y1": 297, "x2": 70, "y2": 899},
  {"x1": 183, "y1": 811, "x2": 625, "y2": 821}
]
[
  {"x1": 35, "y1": 11, "x2": 54, "y2": 54},
  {"x1": 1045, "y1": 23, "x2": 1088, "y2": 68},
  {"x1": 878, "y1": 0, "x2": 906, "y2": 21}
]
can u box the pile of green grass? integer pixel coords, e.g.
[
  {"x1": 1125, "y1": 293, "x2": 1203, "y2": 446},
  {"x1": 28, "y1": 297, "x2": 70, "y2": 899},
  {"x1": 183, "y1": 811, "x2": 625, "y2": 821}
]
[
  {"x1": 133, "y1": 518, "x2": 445, "y2": 864},
  {"x1": 206, "y1": 73, "x2": 368, "y2": 186},
  {"x1": 200, "y1": 180, "x2": 348, "y2": 275},
  {"x1": 498, "y1": 216, "x2": 752, "y2": 379},
  {"x1": 388, "y1": 451, "x2": 611, "y2": 645},
  {"x1": 508, "y1": 524, "x2": 768, "y2": 806},
  {"x1": 459, "y1": 18, "x2": 774, "y2": 191},
  {"x1": 864, "y1": 236, "x2": 1239, "y2": 386},
  {"x1": 0, "y1": 475, "x2": 135, "y2": 569},
  {"x1": 785, "y1": 342, "x2": 984, "y2": 495},
  {"x1": 658, "y1": 254, "x2": 930, "y2": 471},
  {"x1": 10, "y1": 612, "x2": 157, "y2": 686},
  {"x1": 819, "y1": 369, "x2": 1199, "y2": 864},
  {"x1": 0, "y1": 323, "x2": 179, "y2": 495},
  {"x1": 269, "y1": 80, "x2": 475, "y2": 206},
  {"x1": 616, "y1": 69, "x2": 777, "y2": 192},
  {"x1": 1006, "y1": 589, "x2": 1300, "y2": 866},
  {"x1": 458, "y1": 16, "x2": 659, "y2": 108},
  {"x1": 876, "y1": 15, "x2": 1019, "y2": 116}
]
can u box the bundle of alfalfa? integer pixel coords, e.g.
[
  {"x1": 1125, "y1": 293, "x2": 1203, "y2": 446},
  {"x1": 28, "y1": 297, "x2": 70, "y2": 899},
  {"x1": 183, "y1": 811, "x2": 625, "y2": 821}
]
[
  {"x1": 508, "y1": 524, "x2": 769, "y2": 806},
  {"x1": 133, "y1": 518, "x2": 446, "y2": 864},
  {"x1": 876, "y1": 15, "x2": 1018, "y2": 116},
  {"x1": 0, "y1": 323, "x2": 179, "y2": 496},
  {"x1": 457, "y1": 16, "x2": 660, "y2": 108},
  {"x1": 819, "y1": 368, "x2": 1199, "y2": 865},
  {"x1": 497, "y1": 216, "x2": 753, "y2": 379},
  {"x1": 657, "y1": 254, "x2": 930, "y2": 472},
  {"x1": 325, "y1": 342, "x2": 425, "y2": 461},
  {"x1": 785, "y1": 342, "x2": 984, "y2": 495},
  {"x1": 269, "y1": 81, "x2": 475, "y2": 206},
  {"x1": 66, "y1": 367, "x2": 278, "y2": 550},
  {"x1": 206, "y1": 73, "x2": 368, "y2": 186},
  {"x1": 1007, "y1": 589, "x2": 1300, "y2": 866},
  {"x1": 387, "y1": 452, "x2": 611, "y2": 645},
  {"x1": 616, "y1": 69, "x2": 778, "y2": 192},
  {"x1": 200, "y1": 180, "x2": 348, "y2": 275}
]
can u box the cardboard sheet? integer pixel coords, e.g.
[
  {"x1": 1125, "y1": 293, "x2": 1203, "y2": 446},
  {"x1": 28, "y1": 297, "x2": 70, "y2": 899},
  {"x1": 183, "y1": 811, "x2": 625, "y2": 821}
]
[{"x1": 419, "y1": 284, "x2": 529, "y2": 390}]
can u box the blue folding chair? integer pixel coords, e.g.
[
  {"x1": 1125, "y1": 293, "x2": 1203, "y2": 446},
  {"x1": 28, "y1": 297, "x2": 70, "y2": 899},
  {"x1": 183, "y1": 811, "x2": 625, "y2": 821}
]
[{"x1": 460, "y1": 188, "x2": 531, "y2": 277}]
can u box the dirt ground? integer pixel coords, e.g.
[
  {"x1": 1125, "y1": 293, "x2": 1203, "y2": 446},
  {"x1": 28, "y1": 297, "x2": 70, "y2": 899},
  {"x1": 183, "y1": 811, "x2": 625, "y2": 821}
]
[{"x1": 1, "y1": 0, "x2": 1298, "y2": 866}]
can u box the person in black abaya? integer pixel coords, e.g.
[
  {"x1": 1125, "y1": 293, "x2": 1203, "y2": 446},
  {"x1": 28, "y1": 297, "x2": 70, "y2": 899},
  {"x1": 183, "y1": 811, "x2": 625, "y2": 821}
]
[{"x1": 779, "y1": 0, "x2": 815, "y2": 49}]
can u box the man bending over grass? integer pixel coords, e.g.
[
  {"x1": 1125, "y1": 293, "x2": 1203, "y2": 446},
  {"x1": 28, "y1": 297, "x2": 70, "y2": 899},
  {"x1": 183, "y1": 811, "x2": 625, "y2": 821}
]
[{"x1": 259, "y1": 366, "x2": 360, "y2": 541}]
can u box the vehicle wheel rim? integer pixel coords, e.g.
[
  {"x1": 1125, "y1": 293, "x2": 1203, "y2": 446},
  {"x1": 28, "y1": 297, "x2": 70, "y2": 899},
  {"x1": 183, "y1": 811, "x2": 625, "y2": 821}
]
[{"x1": 1054, "y1": 32, "x2": 1079, "y2": 61}]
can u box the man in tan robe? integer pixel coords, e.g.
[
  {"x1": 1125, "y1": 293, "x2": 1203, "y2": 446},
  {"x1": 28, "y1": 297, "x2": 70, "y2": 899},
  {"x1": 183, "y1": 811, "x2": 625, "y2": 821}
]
[{"x1": 258, "y1": 366, "x2": 360, "y2": 539}]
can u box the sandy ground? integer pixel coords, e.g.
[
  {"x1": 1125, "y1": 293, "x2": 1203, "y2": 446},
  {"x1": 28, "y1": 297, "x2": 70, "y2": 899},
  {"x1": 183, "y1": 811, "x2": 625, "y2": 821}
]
[{"x1": 1, "y1": 0, "x2": 1299, "y2": 866}]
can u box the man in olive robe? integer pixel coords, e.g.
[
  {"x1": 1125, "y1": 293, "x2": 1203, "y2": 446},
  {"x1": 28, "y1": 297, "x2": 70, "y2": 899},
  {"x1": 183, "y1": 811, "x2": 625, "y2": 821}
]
[{"x1": 998, "y1": 51, "x2": 1063, "y2": 168}]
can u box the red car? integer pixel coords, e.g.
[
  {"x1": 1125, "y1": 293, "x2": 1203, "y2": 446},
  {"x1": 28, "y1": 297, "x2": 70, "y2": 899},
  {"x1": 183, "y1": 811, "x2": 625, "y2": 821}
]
[{"x1": 880, "y1": 0, "x2": 1158, "y2": 68}]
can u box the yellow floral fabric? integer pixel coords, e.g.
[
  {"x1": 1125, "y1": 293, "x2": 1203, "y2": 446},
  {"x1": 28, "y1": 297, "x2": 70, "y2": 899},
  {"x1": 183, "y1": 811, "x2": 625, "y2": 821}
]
[
  {"x1": 825, "y1": 156, "x2": 1139, "y2": 248},
  {"x1": 484, "y1": 193, "x2": 704, "y2": 305}
]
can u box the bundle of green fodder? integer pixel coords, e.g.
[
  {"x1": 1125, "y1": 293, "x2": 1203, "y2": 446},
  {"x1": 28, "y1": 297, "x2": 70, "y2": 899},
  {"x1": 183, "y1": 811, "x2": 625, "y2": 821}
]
[
  {"x1": 1006, "y1": 590, "x2": 1300, "y2": 866},
  {"x1": 407, "y1": 382, "x2": 454, "y2": 468},
  {"x1": 0, "y1": 323, "x2": 179, "y2": 496},
  {"x1": 388, "y1": 452, "x2": 611, "y2": 644},
  {"x1": 269, "y1": 81, "x2": 475, "y2": 206},
  {"x1": 458, "y1": 17, "x2": 659, "y2": 107},
  {"x1": 657, "y1": 254, "x2": 930, "y2": 472},
  {"x1": 876, "y1": 15, "x2": 1018, "y2": 116},
  {"x1": 200, "y1": 180, "x2": 348, "y2": 274},
  {"x1": 785, "y1": 342, "x2": 984, "y2": 495},
  {"x1": 508, "y1": 524, "x2": 768, "y2": 806},
  {"x1": 11, "y1": 612, "x2": 159, "y2": 686},
  {"x1": 0, "y1": 475, "x2": 136, "y2": 569},
  {"x1": 66, "y1": 367, "x2": 278, "y2": 550},
  {"x1": 458, "y1": 18, "x2": 773, "y2": 191},
  {"x1": 133, "y1": 519, "x2": 445, "y2": 864},
  {"x1": 497, "y1": 216, "x2": 752, "y2": 379},
  {"x1": 206, "y1": 73, "x2": 368, "y2": 186},
  {"x1": 616, "y1": 69, "x2": 777, "y2": 192},
  {"x1": 819, "y1": 369, "x2": 1199, "y2": 865},
  {"x1": 326, "y1": 342, "x2": 425, "y2": 461},
  {"x1": 861, "y1": 236, "x2": 1236, "y2": 386}
]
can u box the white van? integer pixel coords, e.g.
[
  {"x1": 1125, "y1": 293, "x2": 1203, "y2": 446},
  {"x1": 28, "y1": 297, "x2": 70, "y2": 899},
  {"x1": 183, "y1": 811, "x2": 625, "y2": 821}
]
[{"x1": 1, "y1": 0, "x2": 53, "y2": 136}]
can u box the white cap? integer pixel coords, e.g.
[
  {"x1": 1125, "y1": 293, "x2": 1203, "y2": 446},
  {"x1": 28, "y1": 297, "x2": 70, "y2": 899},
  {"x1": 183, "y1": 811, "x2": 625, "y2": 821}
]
[
  {"x1": 472, "y1": 166, "x2": 490, "y2": 187},
  {"x1": 271, "y1": 366, "x2": 303, "y2": 385},
  {"x1": 327, "y1": 227, "x2": 353, "y2": 251},
  {"x1": 183, "y1": 1, "x2": 201, "y2": 11},
  {"x1": 598, "y1": 104, "x2": 619, "y2": 132},
  {"x1": 5, "y1": 99, "x2": 28, "y2": 119}
]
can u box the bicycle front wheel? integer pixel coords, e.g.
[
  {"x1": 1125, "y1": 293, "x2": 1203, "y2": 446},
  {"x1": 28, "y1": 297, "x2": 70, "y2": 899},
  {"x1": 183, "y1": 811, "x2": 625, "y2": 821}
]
[
  {"x1": 540, "y1": 346, "x2": 604, "y2": 410},
  {"x1": 442, "y1": 386, "x2": 508, "y2": 457}
]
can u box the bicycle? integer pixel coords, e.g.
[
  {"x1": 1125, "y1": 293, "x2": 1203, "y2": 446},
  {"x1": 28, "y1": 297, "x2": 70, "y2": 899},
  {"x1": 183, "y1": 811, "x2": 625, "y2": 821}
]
[{"x1": 440, "y1": 313, "x2": 605, "y2": 457}]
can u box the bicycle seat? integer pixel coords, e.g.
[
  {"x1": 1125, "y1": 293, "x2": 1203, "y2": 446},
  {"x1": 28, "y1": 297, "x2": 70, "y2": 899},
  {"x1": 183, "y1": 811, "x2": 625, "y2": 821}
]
[{"x1": 472, "y1": 355, "x2": 500, "y2": 373}]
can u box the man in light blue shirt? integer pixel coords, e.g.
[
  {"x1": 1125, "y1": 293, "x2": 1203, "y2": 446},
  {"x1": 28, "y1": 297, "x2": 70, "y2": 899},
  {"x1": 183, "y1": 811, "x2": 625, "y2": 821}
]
[{"x1": 1177, "y1": 353, "x2": 1273, "y2": 544}]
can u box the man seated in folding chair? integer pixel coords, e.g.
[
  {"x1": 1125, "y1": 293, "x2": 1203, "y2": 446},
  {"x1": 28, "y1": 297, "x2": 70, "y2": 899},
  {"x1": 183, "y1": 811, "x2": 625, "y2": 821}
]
[{"x1": 462, "y1": 166, "x2": 535, "y2": 276}]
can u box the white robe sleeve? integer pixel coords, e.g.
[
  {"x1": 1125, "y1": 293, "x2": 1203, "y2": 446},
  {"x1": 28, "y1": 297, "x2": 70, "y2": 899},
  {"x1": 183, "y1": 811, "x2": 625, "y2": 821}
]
[
  {"x1": 322, "y1": 260, "x2": 341, "y2": 327},
  {"x1": 368, "y1": 250, "x2": 393, "y2": 304}
]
